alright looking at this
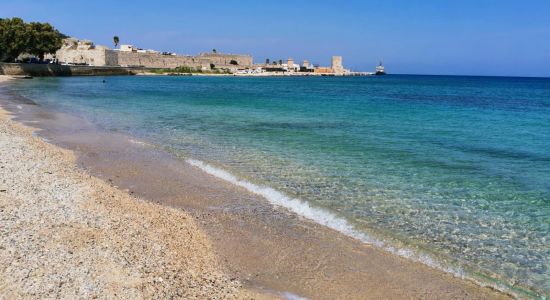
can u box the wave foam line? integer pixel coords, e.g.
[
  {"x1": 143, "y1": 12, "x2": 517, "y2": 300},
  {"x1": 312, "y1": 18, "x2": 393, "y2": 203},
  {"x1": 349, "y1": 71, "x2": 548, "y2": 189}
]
[
  {"x1": 187, "y1": 159, "x2": 382, "y2": 245},
  {"x1": 186, "y1": 159, "x2": 519, "y2": 297}
]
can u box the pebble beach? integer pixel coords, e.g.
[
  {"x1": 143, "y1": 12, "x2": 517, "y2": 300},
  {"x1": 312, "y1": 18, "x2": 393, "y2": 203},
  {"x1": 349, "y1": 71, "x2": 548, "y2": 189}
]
[
  {"x1": 0, "y1": 76, "x2": 245, "y2": 299},
  {"x1": 0, "y1": 75, "x2": 520, "y2": 299}
]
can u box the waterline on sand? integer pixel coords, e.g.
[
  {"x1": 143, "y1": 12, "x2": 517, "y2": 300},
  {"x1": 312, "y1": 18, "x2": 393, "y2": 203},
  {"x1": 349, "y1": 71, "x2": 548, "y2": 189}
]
[
  {"x1": 6, "y1": 75, "x2": 546, "y2": 298},
  {"x1": 185, "y1": 160, "x2": 493, "y2": 285},
  {"x1": 187, "y1": 158, "x2": 539, "y2": 297}
]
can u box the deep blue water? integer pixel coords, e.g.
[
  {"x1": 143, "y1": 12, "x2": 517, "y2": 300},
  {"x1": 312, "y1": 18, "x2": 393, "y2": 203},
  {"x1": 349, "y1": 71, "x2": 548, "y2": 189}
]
[{"x1": 7, "y1": 75, "x2": 550, "y2": 297}]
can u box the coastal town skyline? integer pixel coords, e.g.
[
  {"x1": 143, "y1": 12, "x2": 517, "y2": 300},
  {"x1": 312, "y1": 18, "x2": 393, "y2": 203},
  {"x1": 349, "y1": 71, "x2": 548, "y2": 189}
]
[{"x1": 2, "y1": 0, "x2": 550, "y2": 77}]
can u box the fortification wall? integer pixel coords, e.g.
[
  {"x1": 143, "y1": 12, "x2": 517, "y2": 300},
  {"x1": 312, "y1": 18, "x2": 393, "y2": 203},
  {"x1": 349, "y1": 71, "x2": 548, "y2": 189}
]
[
  {"x1": 198, "y1": 53, "x2": 253, "y2": 67},
  {"x1": 104, "y1": 50, "x2": 119, "y2": 66},
  {"x1": 115, "y1": 52, "x2": 211, "y2": 69},
  {"x1": 55, "y1": 48, "x2": 108, "y2": 66},
  {"x1": 54, "y1": 47, "x2": 253, "y2": 70}
]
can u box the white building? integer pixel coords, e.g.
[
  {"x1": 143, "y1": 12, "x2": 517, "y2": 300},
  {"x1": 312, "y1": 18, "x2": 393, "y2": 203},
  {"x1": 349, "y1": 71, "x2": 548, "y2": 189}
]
[{"x1": 119, "y1": 44, "x2": 137, "y2": 52}]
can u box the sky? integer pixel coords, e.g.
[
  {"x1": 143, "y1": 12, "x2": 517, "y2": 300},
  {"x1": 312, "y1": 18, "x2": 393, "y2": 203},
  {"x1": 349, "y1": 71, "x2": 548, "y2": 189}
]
[{"x1": 2, "y1": 0, "x2": 550, "y2": 77}]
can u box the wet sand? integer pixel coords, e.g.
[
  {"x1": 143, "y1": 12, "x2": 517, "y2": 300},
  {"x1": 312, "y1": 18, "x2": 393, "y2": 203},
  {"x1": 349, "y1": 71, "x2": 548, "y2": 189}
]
[{"x1": 0, "y1": 77, "x2": 511, "y2": 299}]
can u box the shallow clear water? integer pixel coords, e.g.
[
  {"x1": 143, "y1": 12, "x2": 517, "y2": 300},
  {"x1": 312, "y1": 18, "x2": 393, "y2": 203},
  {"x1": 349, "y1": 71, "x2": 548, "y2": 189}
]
[{"x1": 7, "y1": 75, "x2": 550, "y2": 297}]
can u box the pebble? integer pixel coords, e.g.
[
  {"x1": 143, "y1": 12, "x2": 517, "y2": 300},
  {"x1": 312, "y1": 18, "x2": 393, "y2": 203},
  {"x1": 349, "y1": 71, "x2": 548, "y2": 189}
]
[{"x1": 0, "y1": 111, "x2": 241, "y2": 299}]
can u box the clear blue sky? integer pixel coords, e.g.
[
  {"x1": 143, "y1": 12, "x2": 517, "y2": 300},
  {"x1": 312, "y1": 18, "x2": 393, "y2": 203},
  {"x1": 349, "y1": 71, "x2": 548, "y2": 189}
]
[{"x1": 2, "y1": 0, "x2": 550, "y2": 77}]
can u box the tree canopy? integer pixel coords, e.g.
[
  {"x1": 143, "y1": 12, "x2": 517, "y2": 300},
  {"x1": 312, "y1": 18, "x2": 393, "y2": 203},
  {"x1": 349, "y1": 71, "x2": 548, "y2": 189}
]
[
  {"x1": 113, "y1": 36, "x2": 119, "y2": 47},
  {"x1": 0, "y1": 17, "x2": 65, "y2": 62}
]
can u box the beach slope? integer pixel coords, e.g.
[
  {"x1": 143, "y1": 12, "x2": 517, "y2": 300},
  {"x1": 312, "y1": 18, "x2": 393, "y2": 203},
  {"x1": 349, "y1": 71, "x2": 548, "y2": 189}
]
[
  {"x1": 0, "y1": 104, "x2": 241, "y2": 298},
  {"x1": 0, "y1": 76, "x2": 514, "y2": 299}
]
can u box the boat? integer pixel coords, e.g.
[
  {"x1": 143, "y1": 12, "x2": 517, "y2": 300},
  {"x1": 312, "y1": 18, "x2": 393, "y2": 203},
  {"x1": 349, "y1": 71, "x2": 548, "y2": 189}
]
[{"x1": 375, "y1": 62, "x2": 386, "y2": 75}]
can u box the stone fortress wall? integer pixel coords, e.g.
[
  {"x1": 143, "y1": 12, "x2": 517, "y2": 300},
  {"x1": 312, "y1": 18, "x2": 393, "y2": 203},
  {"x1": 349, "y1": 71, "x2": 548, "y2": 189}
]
[
  {"x1": 54, "y1": 39, "x2": 110, "y2": 66},
  {"x1": 113, "y1": 51, "x2": 211, "y2": 69},
  {"x1": 51, "y1": 38, "x2": 353, "y2": 75},
  {"x1": 54, "y1": 38, "x2": 253, "y2": 70},
  {"x1": 197, "y1": 53, "x2": 253, "y2": 68}
]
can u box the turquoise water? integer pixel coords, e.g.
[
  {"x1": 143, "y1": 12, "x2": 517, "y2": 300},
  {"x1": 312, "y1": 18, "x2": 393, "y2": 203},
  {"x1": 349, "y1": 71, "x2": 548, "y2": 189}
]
[{"x1": 7, "y1": 75, "x2": 550, "y2": 297}]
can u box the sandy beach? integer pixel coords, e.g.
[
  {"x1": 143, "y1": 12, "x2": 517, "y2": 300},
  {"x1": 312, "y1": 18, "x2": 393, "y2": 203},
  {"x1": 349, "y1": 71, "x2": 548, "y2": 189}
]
[
  {"x1": 0, "y1": 75, "x2": 514, "y2": 299},
  {"x1": 0, "y1": 76, "x2": 245, "y2": 299}
]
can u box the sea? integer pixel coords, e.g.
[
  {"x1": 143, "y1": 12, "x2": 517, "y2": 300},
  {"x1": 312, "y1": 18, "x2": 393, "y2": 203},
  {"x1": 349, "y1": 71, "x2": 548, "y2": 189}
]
[{"x1": 5, "y1": 75, "x2": 550, "y2": 298}]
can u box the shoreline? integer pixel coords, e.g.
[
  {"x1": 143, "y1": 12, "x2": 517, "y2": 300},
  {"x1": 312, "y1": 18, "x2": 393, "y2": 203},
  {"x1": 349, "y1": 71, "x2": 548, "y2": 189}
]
[
  {"x1": 1, "y1": 62, "x2": 371, "y2": 77},
  {"x1": 0, "y1": 77, "x2": 248, "y2": 298},
  {"x1": 0, "y1": 76, "x2": 513, "y2": 299}
]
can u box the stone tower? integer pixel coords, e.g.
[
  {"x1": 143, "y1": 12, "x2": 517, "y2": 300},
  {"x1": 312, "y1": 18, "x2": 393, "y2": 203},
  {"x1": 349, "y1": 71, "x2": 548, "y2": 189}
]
[
  {"x1": 287, "y1": 58, "x2": 295, "y2": 71},
  {"x1": 332, "y1": 56, "x2": 344, "y2": 74}
]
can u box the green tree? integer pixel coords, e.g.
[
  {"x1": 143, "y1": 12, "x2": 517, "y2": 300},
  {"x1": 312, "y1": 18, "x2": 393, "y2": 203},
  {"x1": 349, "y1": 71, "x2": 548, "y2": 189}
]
[
  {"x1": 113, "y1": 36, "x2": 119, "y2": 47},
  {"x1": 212, "y1": 49, "x2": 217, "y2": 54},
  {"x1": 0, "y1": 18, "x2": 64, "y2": 62},
  {"x1": 26, "y1": 22, "x2": 63, "y2": 60},
  {"x1": 0, "y1": 18, "x2": 31, "y2": 62}
]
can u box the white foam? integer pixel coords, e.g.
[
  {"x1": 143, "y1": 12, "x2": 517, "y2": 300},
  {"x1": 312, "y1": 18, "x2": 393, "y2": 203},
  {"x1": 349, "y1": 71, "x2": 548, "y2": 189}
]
[
  {"x1": 128, "y1": 138, "x2": 153, "y2": 147},
  {"x1": 281, "y1": 291, "x2": 308, "y2": 300},
  {"x1": 186, "y1": 159, "x2": 517, "y2": 294},
  {"x1": 187, "y1": 159, "x2": 381, "y2": 246}
]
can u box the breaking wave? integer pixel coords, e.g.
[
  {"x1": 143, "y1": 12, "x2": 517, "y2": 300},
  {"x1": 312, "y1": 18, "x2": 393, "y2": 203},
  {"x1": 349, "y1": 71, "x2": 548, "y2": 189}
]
[{"x1": 184, "y1": 159, "x2": 484, "y2": 285}]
